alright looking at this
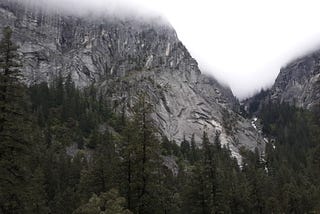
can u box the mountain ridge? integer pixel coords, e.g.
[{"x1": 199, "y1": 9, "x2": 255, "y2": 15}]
[
  {"x1": 0, "y1": 0, "x2": 264, "y2": 160},
  {"x1": 270, "y1": 50, "x2": 320, "y2": 109},
  {"x1": 244, "y1": 48, "x2": 320, "y2": 118}
]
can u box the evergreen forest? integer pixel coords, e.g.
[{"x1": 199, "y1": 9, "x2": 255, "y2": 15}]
[{"x1": 1, "y1": 27, "x2": 320, "y2": 214}]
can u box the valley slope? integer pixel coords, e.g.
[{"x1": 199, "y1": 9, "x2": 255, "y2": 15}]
[
  {"x1": 270, "y1": 51, "x2": 320, "y2": 109},
  {"x1": 0, "y1": 0, "x2": 264, "y2": 159}
]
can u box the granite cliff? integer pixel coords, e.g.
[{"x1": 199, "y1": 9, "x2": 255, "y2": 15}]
[
  {"x1": 244, "y1": 50, "x2": 320, "y2": 115},
  {"x1": 0, "y1": 0, "x2": 264, "y2": 159},
  {"x1": 270, "y1": 51, "x2": 320, "y2": 110}
]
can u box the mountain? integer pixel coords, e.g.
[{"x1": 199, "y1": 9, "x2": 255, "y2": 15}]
[
  {"x1": 244, "y1": 50, "x2": 320, "y2": 115},
  {"x1": 0, "y1": 0, "x2": 264, "y2": 159},
  {"x1": 2, "y1": 1, "x2": 320, "y2": 213},
  {"x1": 269, "y1": 51, "x2": 320, "y2": 110}
]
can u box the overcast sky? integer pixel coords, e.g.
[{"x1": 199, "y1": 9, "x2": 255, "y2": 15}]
[{"x1": 28, "y1": 0, "x2": 320, "y2": 98}]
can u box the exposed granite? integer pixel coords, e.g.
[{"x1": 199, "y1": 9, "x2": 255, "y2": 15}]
[
  {"x1": 0, "y1": 0, "x2": 264, "y2": 160},
  {"x1": 270, "y1": 51, "x2": 320, "y2": 109}
]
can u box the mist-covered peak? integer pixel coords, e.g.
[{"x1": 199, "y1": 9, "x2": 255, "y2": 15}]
[
  {"x1": 0, "y1": 0, "x2": 265, "y2": 160},
  {"x1": 2, "y1": 0, "x2": 169, "y2": 25}
]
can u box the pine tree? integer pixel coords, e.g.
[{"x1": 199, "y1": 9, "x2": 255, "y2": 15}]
[
  {"x1": 73, "y1": 188, "x2": 132, "y2": 214},
  {"x1": 180, "y1": 135, "x2": 190, "y2": 160},
  {"x1": 24, "y1": 167, "x2": 50, "y2": 214},
  {"x1": 0, "y1": 26, "x2": 33, "y2": 213},
  {"x1": 190, "y1": 133, "x2": 198, "y2": 164},
  {"x1": 201, "y1": 131, "x2": 217, "y2": 212},
  {"x1": 118, "y1": 94, "x2": 163, "y2": 213},
  {"x1": 79, "y1": 131, "x2": 117, "y2": 200}
]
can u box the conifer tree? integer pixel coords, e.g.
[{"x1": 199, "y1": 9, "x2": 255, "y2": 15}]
[
  {"x1": 119, "y1": 94, "x2": 163, "y2": 213},
  {"x1": 0, "y1": 26, "x2": 33, "y2": 213},
  {"x1": 190, "y1": 133, "x2": 198, "y2": 163},
  {"x1": 73, "y1": 188, "x2": 132, "y2": 214}
]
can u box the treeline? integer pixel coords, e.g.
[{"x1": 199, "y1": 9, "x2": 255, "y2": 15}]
[
  {"x1": 256, "y1": 102, "x2": 320, "y2": 212},
  {"x1": 1, "y1": 27, "x2": 320, "y2": 213}
]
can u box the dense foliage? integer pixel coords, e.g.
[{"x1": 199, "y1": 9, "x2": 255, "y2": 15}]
[{"x1": 1, "y1": 27, "x2": 320, "y2": 213}]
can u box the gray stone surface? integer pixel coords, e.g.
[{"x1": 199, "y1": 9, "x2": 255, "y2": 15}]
[
  {"x1": 0, "y1": 0, "x2": 264, "y2": 160},
  {"x1": 270, "y1": 51, "x2": 320, "y2": 109}
]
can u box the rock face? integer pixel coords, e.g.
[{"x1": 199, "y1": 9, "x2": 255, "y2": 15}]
[
  {"x1": 269, "y1": 51, "x2": 320, "y2": 110},
  {"x1": 243, "y1": 50, "x2": 320, "y2": 116},
  {"x1": 0, "y1": 0, "x2": 264, "y2": 159}
]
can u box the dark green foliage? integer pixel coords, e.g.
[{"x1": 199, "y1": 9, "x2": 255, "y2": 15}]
[
  {"x1": 246, "y1": 89, "x2": 269, "y2": 115},
  {"x1": 28, "y1": 78, "x2": 119, "y2": 213},
  {"x1": 181, "y1": 132, "x2": 248, "y2": 214},
  {"x1": 255, "y1": 102, "x2": 320, "y2": 213},
  {"x1": 180, "y1": 136, "x2": 190, "y2": 160},
  {"x1": 1, "y1": 27, "x2": 320, "y2": 213},
  {"x1": 117, "y1": 95, "x2": 179, "y2": 213},
  {"x1": 222, "y1": 108, "x2": 236, "y2": 135},
  {"x1": 0, "y1": 26, "x2": 47, "y2": 213},
  {"x1": 0, "y1": 26, "x2": 23, "y2": 212},
  {"x1": 4, "y1": 73, "x2": 320, "y2": 213},
  {"x1": 179, "y1": 102, "x2": 320, "y2": 213},
  {"x1": 161, "y1": 136, "x2": 181, "y2": 157},
  {"x1": 73, "y1": 188, "x2": 132, "y2": 214}
]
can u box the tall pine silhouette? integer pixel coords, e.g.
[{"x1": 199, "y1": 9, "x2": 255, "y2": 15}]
[{"x1": 0, "y1": 26, "x2": 33, "y2": 213}]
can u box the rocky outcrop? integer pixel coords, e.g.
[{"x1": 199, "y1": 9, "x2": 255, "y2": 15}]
[
  {"x1": 0, "y1": 0, "x2": 264, "y2": 160},
  {"x1": 269, "y1": 51, "x2": 320, "y2": 110}
]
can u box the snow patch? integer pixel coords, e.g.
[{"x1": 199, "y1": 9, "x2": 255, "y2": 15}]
[
  {"x1": 251, "y1": 122, "x2": 257, "y2": 130},
  {"x1": 145, "y1": 55, "x2": 153, "y2": 68},
  {"x1": 211, "y1": 120, "x2": 222, "y2": 131},
  {"x1": 251, "y1": 117, "x2": 258, "y2": 130},
  {"x1": 110, "y1": 66, "x2": 114, "y2": 75},
  {"x1": 165, "y1": 43, "x2": 171, "y2": 56}
]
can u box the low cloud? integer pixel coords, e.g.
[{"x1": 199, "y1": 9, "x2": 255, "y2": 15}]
[
  {"x1": 13, "y1": 0, "x2": 320, "y2": 99},
  {"x1": 17, "y1": 0, "x2": 162, "y2": 19}
]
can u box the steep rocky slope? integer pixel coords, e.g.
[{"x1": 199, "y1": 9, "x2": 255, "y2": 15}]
[
  {"x1": 269, "y1": 51, "x2": 320, "y2": 110},
  {"x1": 245, "y1": 50, "x2": 320, "y2": 114},
  {"x1": 0, "y1": 0, "x2": 264, "y2": 159}
]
